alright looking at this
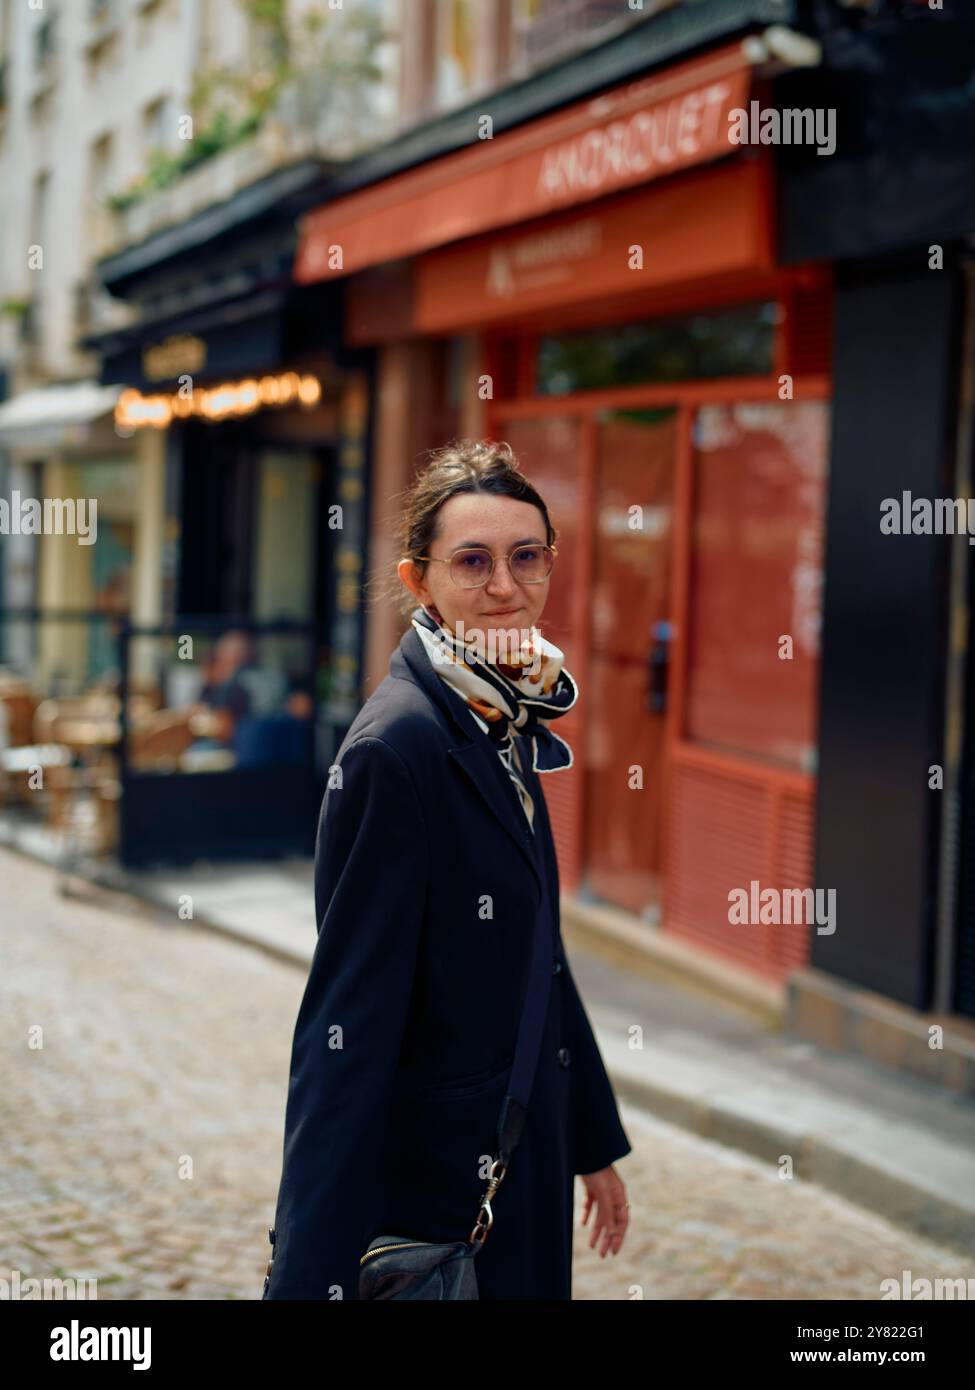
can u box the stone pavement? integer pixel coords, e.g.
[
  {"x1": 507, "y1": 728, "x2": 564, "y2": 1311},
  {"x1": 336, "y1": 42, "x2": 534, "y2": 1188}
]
[
  {"x1": 3, "y1": 844, "x2": 975, "y2": 1299},
  {"x1": 85, "y1": 846, "x2": 975, "y2": 1259}
]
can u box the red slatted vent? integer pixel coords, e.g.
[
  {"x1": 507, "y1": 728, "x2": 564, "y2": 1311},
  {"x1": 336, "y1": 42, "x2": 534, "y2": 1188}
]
[
  {"x1": 773, "y1": 791, "x2": 817, "y2": 973},
  {"x1": 665, "y1": 761, "x2": 815, "y2": 983},
  {"x1": 787, "y1": 279, "x2": 833, "y2": 378}
]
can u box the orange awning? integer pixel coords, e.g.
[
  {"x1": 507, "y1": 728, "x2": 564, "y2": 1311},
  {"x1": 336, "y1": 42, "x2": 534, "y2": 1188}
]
[
  {"x1": 411, "y1": 156, "x2": 773, "y2": 335},
  {"x1": 295, "y1": 40, "x2": 757, "y2": 285}
]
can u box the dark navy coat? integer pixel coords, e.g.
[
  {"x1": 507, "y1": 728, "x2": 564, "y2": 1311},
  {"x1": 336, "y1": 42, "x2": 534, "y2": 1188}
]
[{"x1": 263, "y1": 624, "x2": 632, "y2": 1300}]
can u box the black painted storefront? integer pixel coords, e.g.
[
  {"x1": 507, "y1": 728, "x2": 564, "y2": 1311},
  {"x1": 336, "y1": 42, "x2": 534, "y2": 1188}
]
[
  {"x1": 778, "y1": 5, "x2": 975, "y2": 1018},
  {"x1": 83, "y1": 164, "x2": 372, "y2": 869},
  {"x1": 809, "y1": 263, "x2": 962, "y2": 1009}
]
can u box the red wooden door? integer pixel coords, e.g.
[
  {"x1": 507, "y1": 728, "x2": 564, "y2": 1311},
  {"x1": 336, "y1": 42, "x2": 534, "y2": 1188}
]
[{"x1": 583, "y1": 408, "x2": 677, "y2": 920}]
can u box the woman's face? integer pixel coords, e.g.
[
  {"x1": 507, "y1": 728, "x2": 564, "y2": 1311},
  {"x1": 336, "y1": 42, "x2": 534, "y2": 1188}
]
[{"x1": 398, "y1": 493, "x2": 551, "y2": 642}]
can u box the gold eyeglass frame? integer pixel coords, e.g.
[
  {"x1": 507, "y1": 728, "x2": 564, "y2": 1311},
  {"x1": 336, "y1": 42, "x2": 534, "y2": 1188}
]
[{"x1": 414, "y1": 543, "x2": 558, "y2": 588}]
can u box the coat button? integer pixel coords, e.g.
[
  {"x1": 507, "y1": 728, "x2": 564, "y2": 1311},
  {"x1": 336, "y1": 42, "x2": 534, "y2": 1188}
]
[
  {"x1": 558, "y1": 1046, "x2": 571, "y2": 1068},
  {"x1": 552, "y1": 959, "x2": 563, "y2": 975},
  {"x1": 268, "y1": 1227, "x2": 276, "y2": 1247}
]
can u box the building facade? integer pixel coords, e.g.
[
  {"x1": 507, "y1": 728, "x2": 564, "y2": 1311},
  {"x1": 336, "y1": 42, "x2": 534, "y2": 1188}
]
[
  {"x1": 3, "y1": 0, "x2": 974, "y2": 1066},
  {"x1": 295, "y1": 10, "x2": 830, "y2": 988}
]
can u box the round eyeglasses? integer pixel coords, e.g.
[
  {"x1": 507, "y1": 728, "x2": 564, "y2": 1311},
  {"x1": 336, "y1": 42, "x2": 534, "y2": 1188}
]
[{"x1": 416, "y1": 543, "x2": 557, "y2": 589}]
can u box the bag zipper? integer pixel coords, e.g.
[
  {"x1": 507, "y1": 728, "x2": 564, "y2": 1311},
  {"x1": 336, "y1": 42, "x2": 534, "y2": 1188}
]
[{"x1": 360, "y1": 1240, "x2": 431, "y2": 1265}]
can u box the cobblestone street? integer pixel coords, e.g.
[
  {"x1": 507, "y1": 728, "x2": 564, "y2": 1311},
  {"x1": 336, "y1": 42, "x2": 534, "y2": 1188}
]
[{"x1": 3, "y1": 845, "x2": 973, "y2": 1302}]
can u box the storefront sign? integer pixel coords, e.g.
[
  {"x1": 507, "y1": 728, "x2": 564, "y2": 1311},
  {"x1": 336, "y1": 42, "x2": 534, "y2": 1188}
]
[
  {"x1": 142, "y1": 334, "x2": 207, "y2": 381},
  {"x1": 534, "y1": 80, "x2": 736, "y2": 202},
  {"x1": 295, "y1": 41, "x2": 754, "y2": 285},
  {"x1": 406, "y1": 157, "x2": 772, "y2": 335},
  {"x1": 115, "y1": 372, "x2": 322, "y2": 430}
]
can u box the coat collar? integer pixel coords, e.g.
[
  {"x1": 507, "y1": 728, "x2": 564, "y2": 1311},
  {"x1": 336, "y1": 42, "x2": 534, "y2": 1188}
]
[{"x1": 389, "y1": 625, "x2": 543, "y2": 898}]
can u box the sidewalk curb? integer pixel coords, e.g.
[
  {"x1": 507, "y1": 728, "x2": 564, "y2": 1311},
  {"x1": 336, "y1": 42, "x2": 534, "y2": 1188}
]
[
  {"x1": 609, "y1": 1069, "x2": 975, "y2": 1259},
  {"x1": 561, "y1": 894, "x2": 785, "y2": 1027},
  {"x1": 85, "y1": 861, "x2": 314, "y2": 973},
  {"x1": 5, "y1": 834, "x2": 974, "y2": 1260}
]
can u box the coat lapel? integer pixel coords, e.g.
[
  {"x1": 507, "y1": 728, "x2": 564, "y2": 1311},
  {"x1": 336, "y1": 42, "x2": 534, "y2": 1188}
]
[{"x1": 390, "y1": 627, "x2": 544, "y2": 898}]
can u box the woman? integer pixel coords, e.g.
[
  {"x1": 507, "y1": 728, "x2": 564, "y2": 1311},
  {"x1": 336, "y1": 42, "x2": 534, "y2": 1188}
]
[{"x1": 263, "y1": 439, "x2": 632, "y2": 1301}]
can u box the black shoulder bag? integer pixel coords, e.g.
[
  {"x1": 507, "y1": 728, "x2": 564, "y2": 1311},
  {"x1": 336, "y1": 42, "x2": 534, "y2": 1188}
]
[{"x1": 358, "y1": 890, "x2": 554, "y2": 1300}]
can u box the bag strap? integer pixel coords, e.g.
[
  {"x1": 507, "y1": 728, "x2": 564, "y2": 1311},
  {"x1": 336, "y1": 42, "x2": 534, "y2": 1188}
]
[{"x1": 469, "y1": 829, "x2": 554, "y2": 1246}]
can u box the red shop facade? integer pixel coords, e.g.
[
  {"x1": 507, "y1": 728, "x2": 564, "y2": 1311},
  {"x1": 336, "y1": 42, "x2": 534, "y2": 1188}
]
[{"x1": 296, "y1": 41, "x2": 833, "y2": 986}]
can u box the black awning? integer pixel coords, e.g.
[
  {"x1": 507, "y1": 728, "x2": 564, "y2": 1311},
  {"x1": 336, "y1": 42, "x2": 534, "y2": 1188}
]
[
  {"x1": 96, "y1": 157, "x2": 328, "y2": 296},
  {"x1": 90, "y1": 288, "x2": 287, "y2": 390}
]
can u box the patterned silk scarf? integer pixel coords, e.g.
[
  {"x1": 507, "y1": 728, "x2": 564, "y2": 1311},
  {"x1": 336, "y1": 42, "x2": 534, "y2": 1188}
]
[{"x1": 410, "y1": 602, "x2": 578, "y2": 832}]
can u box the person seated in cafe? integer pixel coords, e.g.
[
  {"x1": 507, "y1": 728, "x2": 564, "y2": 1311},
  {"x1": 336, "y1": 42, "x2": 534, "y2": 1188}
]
[
  {"x1": 233, "y1": 675, "x2": 315, "y2": 769},
  {"x1": 192, "y1": 630, "x2": 259, "y2": 750}
]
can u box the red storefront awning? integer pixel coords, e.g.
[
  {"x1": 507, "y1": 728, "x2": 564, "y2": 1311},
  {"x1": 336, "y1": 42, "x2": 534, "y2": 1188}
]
[
  {"x1": 295, "y1": 40, "x2": 757, "y2": 285},
  {"x1": 411, "y1": 156, "x2": 773, "y2": 335}
]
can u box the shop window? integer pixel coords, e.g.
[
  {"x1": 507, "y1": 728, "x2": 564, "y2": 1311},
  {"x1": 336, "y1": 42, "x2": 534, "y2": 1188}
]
[
  {"x1": 141, "y1": 94, "x2": 178, "y2": 155},
  {"x1": 511, "y1": 0, "x2": 647, "y2": 78},
  {"x1": 435, "y1": 0, "x2": 477, "y2": 107},
  {"x1": 128, "y1": 626, "x2": 317, "y2": 777},
  {"x1": 685, "y1": 400, "x2": 829, "y2": 771},
  {"x1": 87, "y1": 131, "x2": 114, "y2": 255},
  {"x1": 536, "y1": 302, "x2": 779, "y2": 396},
  {"x1": 33, "y1": 11, "x2": 56, "y2": 70},
  {"x1": 252, "y1": 451, "x2": 317, "y2": 622}
]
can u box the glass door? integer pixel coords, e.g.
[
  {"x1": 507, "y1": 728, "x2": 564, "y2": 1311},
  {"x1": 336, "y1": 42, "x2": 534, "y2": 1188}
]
[{"x1": 583, "y1": 407, "x2": 677, "y2": 921}]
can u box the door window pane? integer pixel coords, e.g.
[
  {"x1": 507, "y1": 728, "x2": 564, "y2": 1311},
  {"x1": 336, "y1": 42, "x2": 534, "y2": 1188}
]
[
  {"x1": 685, "y1": 400, "x2": 829, "y2": 770},
  {"x1": 585, "y1": 408, "x2": 677, "y2": 919}
]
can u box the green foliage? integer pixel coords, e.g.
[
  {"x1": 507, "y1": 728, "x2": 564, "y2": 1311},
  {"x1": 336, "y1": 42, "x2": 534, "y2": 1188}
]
[
  {"x1": 243, "y1": 0, "x2": 289, "y2": 65},
  {"x1": 105, "y1": 0, "x2": 389, "y2": 215},
  {"x1": 106, "y1": 108, "x2": 267, "y2": 211}
]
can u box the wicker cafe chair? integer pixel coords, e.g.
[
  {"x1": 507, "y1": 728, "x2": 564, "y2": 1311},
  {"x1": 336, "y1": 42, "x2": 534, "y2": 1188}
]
[
  {"x1": 35, "y1": 758, "x2": 117, "y2": 858},
  {"x1": 0, "y1": 683, "x2": 39, "y2": 748},
  {"x1": 127, "y1": 709, "x2": 195, "y2": 771},
  {"x1": 0, "y1": 682, "x2": 41, "y2": 809},
  {"x1": 83, "y1": 766, "x2": 121, "y2": 857},
  {"x1": 33, "y1": 694, "x2": 120, "y2": 742},
  {"x1": 0, "y1": 742, "x2": 73, "y2": 813},
  {"x1": 27, "y1": 699, "x2": 109, "y2": 826},
  {"x1": 0, "y1": 694, "x2": 76, "y2": 816}
]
